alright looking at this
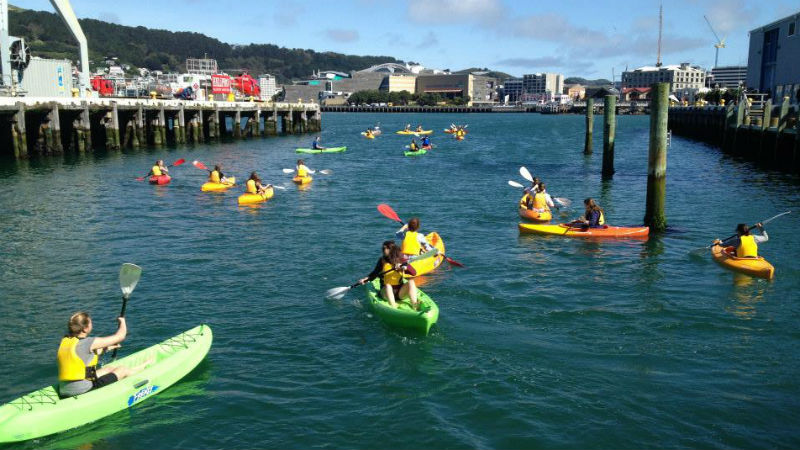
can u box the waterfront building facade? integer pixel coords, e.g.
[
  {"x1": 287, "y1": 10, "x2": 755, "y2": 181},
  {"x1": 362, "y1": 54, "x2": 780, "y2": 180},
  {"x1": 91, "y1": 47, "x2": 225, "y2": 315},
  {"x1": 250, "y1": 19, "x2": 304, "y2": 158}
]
[
  {"x1": 621, "y1": 63, "x2": 706, "y2": 93},
  {"x1": 522, "y1": 73, "x2": 564, "y2": 97},
  {"x1": 708, "y1": 66, "x2": 747, "y2": 88},
  {"x1": 564, "y1": 83, "x2": 586, "y2": 100},
  {"x1": 386, "y1": 75, "x2": 417, "y2": 93},
  {"x1": 503, "y1": 78, "x2": 523, "y2": 102},
  {"x1": 746, "y1": 11, "x2": 800, "y2": 101},
  {"x1": 258, "y1": 74, "x2": 277, "y2": 100}
]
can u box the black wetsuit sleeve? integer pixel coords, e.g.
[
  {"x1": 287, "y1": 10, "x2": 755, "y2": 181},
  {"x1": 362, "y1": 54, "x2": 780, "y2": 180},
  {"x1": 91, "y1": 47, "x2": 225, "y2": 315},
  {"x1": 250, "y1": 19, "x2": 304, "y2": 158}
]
[{"x1": 366, "y1": 258, "x2": 384, "y2": 281}]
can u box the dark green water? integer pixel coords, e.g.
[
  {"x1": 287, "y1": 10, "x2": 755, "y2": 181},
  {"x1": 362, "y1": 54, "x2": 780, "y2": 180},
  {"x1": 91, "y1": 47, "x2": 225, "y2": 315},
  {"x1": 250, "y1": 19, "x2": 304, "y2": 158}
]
[{"x1": 1, "y1": 113, "x2": 799, "y2": 449}]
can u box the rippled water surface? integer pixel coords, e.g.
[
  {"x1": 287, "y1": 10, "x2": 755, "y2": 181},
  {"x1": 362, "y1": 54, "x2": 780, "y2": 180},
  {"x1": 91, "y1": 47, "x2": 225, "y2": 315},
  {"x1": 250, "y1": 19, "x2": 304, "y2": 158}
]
[{"x1": 1, "y1": 113, "x2": 799, "y2": 449}]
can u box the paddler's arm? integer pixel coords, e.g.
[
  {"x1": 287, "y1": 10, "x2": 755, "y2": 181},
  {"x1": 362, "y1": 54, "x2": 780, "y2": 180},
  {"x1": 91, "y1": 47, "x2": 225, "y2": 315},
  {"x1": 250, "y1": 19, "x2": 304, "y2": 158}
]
[
  {"x1": 90, "y1": 317, "x2": 127, "y2": 351},
  {"x1": 359, "y1": 258, "x2": 385, "y2": 285},
  {"x1": 401, "y1": 262, "x2": 417, "y2": 277},
  {"x1": 417, "y1": 233, "x2": 432, "y2": 251},
  {"x1": 753, "y1": 224, "x2": 768, "y2": 244}
]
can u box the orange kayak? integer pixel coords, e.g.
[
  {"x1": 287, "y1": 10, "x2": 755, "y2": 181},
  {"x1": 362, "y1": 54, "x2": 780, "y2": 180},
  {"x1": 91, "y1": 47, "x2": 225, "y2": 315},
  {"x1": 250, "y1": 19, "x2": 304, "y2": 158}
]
[
  {"x1": 518, "y1": 223, "x2": 649, "y2": 238},
  {"x1": 711, "y1": 244, "x2": 774, "y2": 279},
  {"x1": 518, "y1": 207, "x2": 552, "y2": 222}
]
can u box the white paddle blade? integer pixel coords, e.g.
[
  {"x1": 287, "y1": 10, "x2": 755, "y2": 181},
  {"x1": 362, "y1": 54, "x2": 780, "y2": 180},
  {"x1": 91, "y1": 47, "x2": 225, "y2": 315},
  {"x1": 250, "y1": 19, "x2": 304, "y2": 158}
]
[
  {"x1": 519, "y1": 166, "x2": 534, "y2": 182},
  {"x1": 508, "y1": 180, "x2": 524, "y2": 189},
  {"x1": 119, "y1": 263, "x2": 142, "y2": 297},
  {"x1": 325, "y1": 286, "x2": 350, "y2": 300},
  {"x1": 319, "y1": 170, "x2": 332, "y2": 175},
  {"x1": 273, "y1": 185, "x2": 287, "y2": 190},
  {"x1": 555, "y1": 197, "x2": 572, "y2": 207},
  {"x1": 282, "y1": 168, "x2": 295, "y2": 173},
  {"x1": 409, "y1": 248, "x2": 439, "y2": 262},
  {"x1": 762, "y1": 211, "x2": 791, "y2": 225}
]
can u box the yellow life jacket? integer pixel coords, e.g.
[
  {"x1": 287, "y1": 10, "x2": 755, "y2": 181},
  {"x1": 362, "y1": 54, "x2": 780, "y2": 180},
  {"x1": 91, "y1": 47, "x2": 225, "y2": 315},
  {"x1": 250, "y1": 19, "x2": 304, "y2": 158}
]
[
  {"x1": 297, "y1": 165, "x2": 308, "y2": 177},
  {"x1": 401, "y1": 231, "x2": 422, "y2": 255},
  {"x1": 533, "y1": 193, "x2": 548, "y2": 211},
  {"x1": 246, "y1": 179, "x2": 257, "y2": 194},
  {"x1": 382, "y1": 261, "x2": 403, "y2": 286},
  {"x1": 598, "y1": 210, "x2": 606, "y2": 225},
  {"x1": 151, "y1": 165, "x2": 162, "y2": 176},
  {"x1": 210, "y1": 170, "x2": 221, "y2": 183},
  {"x1": 736, "y1": 235, "x2": 758, "y2": 257},
  {"x1": 57, "y1": 337, "x2": 98, "y2": 381},
  {"x1": 519, "y1": 193, "x2": 532, "y2": 209},
  {"x1": 410, "y1": 143, "x2": 418, "y2": 150}
]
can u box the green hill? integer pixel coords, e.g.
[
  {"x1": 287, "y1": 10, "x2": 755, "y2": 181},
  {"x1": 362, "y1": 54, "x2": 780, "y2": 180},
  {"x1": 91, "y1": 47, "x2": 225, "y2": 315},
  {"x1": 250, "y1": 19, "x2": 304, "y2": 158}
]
[
  {"x1": 454, "y1": 67, "x2": 514, "y2": 81},
  {"x1": 8, "y1": 8, "x2": 402, "y2": 83}
]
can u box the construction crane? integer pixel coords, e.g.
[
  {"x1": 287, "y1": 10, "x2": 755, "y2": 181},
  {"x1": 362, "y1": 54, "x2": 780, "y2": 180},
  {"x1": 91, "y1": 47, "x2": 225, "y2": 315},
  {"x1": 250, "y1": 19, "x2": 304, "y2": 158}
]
[{"x1": 704, "y1": 15, "x2": 726, "y2": 68}]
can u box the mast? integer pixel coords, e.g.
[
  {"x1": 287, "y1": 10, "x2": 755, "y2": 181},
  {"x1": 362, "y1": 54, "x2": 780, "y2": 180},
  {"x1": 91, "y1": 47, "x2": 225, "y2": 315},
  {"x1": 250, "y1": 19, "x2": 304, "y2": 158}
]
[{"x1": 656, "y1": 2, "x2": 663, "y2": 67}]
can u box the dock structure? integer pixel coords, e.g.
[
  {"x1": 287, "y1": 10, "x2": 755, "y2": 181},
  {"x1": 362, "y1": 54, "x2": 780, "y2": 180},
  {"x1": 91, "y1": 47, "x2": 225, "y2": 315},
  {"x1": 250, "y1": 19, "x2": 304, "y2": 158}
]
[
  {"x1": 669, "y1": 97, "x2": 799, "y2": 173},
  {"x1": 0, "y1": 97, "x2": 321, "y2": 158}
]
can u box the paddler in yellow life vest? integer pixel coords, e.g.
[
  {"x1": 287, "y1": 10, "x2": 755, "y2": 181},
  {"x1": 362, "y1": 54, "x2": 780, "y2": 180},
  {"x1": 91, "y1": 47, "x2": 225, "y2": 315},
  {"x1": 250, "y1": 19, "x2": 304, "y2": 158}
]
[
  {"x1": 358, "y1": 241, "x2": 419, "y2": 309},
  {"x1": 148, "y1": 160, "x2": 168, "y2": 177},
  {"x1": 403, "y1": 124, "x2": 412, "y2": 132},
  {"x1": 718, "y1": 223, "x2": 768, "y2": 257},
  {"x1": 415, "y1": 124, "x2": 424, "y2": 132},
  {"x1": 409, "y1": 138, "x2": 419, "y2": 152},
  {"x1": 296, "y1": 159, "x2": 311, "y2": 178},
  {"x1": 209, "y1": 164, "x2": 229, "y2": 184},
  {"x1": 246, "y1": 171, "x2": 271, "y2": 195},
  {"x1": 521, "y1": 183, "x2": 555, "y2": 212},
  {"x1": 396, "y1": 217, "x2": 433, "y2": 258},
  {"x1": 365, "y1": 129, "x2": 374, "y2": 139},
  {"x1": 57, "y1": 312, "x2": 152, "y2": 398},
  {"x1": 574, "y1": 198, "x2": 605, "y2": 229}
]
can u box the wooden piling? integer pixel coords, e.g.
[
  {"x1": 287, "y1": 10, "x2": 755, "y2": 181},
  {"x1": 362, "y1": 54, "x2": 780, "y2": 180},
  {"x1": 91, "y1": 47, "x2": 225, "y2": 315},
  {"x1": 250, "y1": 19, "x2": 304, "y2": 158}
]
[
  {"x1": 135, "y1": 106, "x2": 145, "y2": 147},
  {"x1": 234, "y1": 109, "x2": 242, "y2": 138},
  {"x1": 110, "y1": 101, "x2": 121, "y2": 149},
  {"x1": 602, "y1": 95, "x2": 616, "y2": 178},
  {"x1": 584, "y1": 98, "x2": 594, "y2": 154},
  {"x1": 158, "y1": 106, "x2": 167, "y2": 145},
  {"x1": 644, "y1": 82, "x2": 669, "y2": 232},
  {"x1": 13, "y1": 102, "x2": 27, "y2": 158},
  {"x1": 50, "y1": 103, "x2": 62, "y2": 153}
]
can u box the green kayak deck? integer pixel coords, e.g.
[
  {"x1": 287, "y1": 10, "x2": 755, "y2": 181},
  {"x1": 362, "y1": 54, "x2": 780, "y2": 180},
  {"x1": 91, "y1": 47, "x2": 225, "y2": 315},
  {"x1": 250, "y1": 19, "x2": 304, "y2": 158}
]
[
  {"x1": 404, "y1": 149, "x2": 428, "y2": 157},
  {"x1": 366, "y1": 279, "x2": 438, "y2": 334},
  {"x1": 295, "y1": 147, "x2": 347, "y2": 154},
  {"x1": 0, "y1": 325, "x2": 212, "y2": 443}
]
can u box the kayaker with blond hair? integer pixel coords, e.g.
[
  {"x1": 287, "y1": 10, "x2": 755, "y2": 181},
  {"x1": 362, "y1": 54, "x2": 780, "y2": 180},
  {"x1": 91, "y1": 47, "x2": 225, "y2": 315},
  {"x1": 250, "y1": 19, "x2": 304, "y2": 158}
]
[{"x1": 58, "y1": 312, "x2": 151, "y2": 398}]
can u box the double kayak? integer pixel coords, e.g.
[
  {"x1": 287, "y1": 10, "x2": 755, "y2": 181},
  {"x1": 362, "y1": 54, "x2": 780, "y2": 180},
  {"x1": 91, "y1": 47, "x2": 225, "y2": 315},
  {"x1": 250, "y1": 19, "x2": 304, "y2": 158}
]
[
  {"x1": 0, "y1": 325, "x2": 212, "y2": 444},
  {"x1": 396, "y1": 130, "x2": 433, "y2": 135},
  {"x1": 406, "y1": 232, "x2": 445, "y2": 277},
  {"x1": 444, "y1": 129, "x2": 467, "y2": 134},
  {"x1": 201, "y1": 177, "x2": 236, "y2": 192},
  {"x1": 365, "y1": 279, "x2": 439, "y2": 335},
  {"x1": 295, "y1": 147, "x2": 347, "y2": 154},
  {"x1": 238, "y1": 187, "x2": 275, "y2": 205},
  {"x1": 293, "y1": 175, "x2": 313, "y2": 185},
  {"x1": 518, "y1": 223, "x2": 650, "y2": 238},
  {"x1": 711, "y1": 244, "x2": 775, "y2": 279},
  {"x1": 148, "y1": 174, "x2": 171, "y2": 185},
  {"x1": 404, "y1": 149, "x2": 427, "y2": 157},
  {"x1": 519, "y1": 207, "x2": 552, "y2": 222},
  {"x1": 360, "y1": 130, "x2": 381, "y2": 138}
]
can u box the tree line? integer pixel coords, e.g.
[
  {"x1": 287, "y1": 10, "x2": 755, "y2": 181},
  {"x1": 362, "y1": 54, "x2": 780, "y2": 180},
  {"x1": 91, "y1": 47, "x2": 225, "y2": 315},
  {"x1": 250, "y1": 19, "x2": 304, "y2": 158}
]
[{"x1": 347, "y1": 90, "x2": 471, "y2": 106}]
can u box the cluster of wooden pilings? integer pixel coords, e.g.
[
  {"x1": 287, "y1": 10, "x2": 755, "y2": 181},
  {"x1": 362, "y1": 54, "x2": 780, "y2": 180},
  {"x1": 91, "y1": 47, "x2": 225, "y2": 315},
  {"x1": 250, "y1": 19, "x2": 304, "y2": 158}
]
[
  {"x1": 669, "y1": 97, "x2": 800, "y2": 173},
  {"x1": 0, "y1": 98, "x2": 322, "y2": 158}
]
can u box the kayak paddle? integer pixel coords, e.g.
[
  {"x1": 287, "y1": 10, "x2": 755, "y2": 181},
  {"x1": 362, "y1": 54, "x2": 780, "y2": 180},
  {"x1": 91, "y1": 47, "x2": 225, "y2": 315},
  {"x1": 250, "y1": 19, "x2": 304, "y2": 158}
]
[
  {"x1": 507, "y1": 181, "x2": 570, "y2": 209},
  {"x1": 135, "y1": 158, "x2": 185, "y2": 181},
  {"x1": 377, "y1": 204, "x2": 465, "y2": 268},
  {"x1": 508, "y1": 180, "x2": 525, "y2": 189},
  {"x1": 324, "y1": 248, "x2": 440, "y2": 300},
  {"x1": 282, "y1": 168, "x2": 332, "y2": 175},
  {"x1": 192, "y1": 160, "x2": 209, "y2": 171},
  {"x1": 689, "y1": 211, "x2": 791, "y2": 255},
  {"x1": 520, "y1": 166, "x2": 534, "y2": 183},
  {"x1": 112, "y1": 263, "x2": 142, "y2": 360}
]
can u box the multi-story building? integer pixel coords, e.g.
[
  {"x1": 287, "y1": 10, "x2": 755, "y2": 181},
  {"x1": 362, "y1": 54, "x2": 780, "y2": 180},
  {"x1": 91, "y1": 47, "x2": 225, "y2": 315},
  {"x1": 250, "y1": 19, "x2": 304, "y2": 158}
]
[
  {"x1": 415, "y1": 73, "x2": 497, "y2": 106},
  {"x1": 503, "y1": 78, "x2": 523, "y2": 102},
  {"x1": 707, "y1": 66, "x2": 747, "y2": 88},
  {"x1": 385, "y1": 74, "x2": 417, "y2": 93},
  {"x1": 258, "y1": 74, "x2": 277, "y2": 100},
  {"x1": 621, "y1": 63, "x2": 706, "y2": 93},
  {"x1": 746, "y1": 11, "x2": 800, "y2": 101},
  {"x1": 564, "y1": 83, "x2": 586, "y2": 100},
  {"x1": 522, "y1": 72, "x2": 564, "y2": 97}
]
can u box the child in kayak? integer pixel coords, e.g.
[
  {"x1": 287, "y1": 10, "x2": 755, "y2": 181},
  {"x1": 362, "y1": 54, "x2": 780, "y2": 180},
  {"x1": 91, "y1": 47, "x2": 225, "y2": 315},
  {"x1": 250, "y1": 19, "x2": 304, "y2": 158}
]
[
  {"x1": 246, "y1": 171, "x2": 271, "y2": 195},
  {"x1": 296, "y1": 159, "x2": 311, "y2": 178},
  {"x1": 573, "y1": 198, "x2": 605, "y2": 228},
  {"x1": 312, "y1": 136, "x2": 326, "y2": 150},
  {"x1": 421, "y1": 135, "x2": 432, "y2": 149},
  {"x1": 409, "y1": 139, "x2": 419, "y2": 152},
  {"x1": 358, "y1": 241, "x2": 419, "y2": 309},
  {"x1": 717, "y1": 223, "x2": 768, "y2": 257},
  {"x1": 58, "y1": 312, "x2": 152, "y2": 398},
  {"x1": 396, "y1": 218, "x2": 433, "y2": 258},
  {"x1": 209, "y1": 165, "x2": 229, "y2": 184},
  {"x1": 521, "y1": 183, "x2": 554, "y2": 212},
  {"x1": 148, "y1": 160, "x2": 168, "y2": 177}
]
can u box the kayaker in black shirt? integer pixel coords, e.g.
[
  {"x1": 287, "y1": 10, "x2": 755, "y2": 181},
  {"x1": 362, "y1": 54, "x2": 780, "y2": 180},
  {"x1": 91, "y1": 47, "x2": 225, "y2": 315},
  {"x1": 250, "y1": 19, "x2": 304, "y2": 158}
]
[{"x1": 358, "y1": 241, "x2": 419, "y2": 310}]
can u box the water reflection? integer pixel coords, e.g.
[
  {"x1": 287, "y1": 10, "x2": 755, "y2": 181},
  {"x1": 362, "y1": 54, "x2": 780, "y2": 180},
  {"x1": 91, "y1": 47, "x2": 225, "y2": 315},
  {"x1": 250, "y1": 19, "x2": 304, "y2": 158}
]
[{"x1": 725, "y1": 274, "x2": 770, "y2": 320}]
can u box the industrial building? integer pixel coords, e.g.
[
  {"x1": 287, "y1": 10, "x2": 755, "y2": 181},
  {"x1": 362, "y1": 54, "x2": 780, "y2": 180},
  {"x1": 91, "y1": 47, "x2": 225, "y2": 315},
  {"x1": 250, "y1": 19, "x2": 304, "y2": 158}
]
[
  {"x1": 621, "y1": 63, "x2": 706, "y2": 93},
  {"x1": 258, "y1": 74, "x2": 277, "y2": 101},
  {"x1": 746, "y1": 10, "x2": 800, "y2": 101},
  {"x1": 414, "y1": 73, "x2": 497, "y2": 106},
  {"x1": 522, "y1": 73, "x2": 564, "y2": 97},
  {"x1": 707, "y1": 66, "x2": 747, "y2": 88},
  {"x1": 502, "y1": 78, "x2": 523, "y2": 102}
]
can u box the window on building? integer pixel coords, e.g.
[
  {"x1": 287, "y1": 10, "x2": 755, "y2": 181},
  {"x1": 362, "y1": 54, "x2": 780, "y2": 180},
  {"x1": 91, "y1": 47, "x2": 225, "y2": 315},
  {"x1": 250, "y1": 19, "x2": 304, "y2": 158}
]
[{"x1": 789, "y1": 21, "x2": 796, "y2": 36}]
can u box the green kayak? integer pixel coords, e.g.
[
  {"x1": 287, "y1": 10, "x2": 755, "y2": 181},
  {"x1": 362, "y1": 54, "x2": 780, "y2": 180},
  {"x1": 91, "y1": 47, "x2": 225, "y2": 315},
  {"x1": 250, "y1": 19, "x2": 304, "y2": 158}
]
[
  {"x1": 365, "y1": 279, "x2": 439, "y2": 334},
  {"x1": 0, "y1": 325, "x2": 213, "y2": 443},
  {"x1": 404, "y1": 149, "x2": 427, "y2": 157},
  {"x1": 295, "y1": 146, "x2": 347, "y2": 154}
]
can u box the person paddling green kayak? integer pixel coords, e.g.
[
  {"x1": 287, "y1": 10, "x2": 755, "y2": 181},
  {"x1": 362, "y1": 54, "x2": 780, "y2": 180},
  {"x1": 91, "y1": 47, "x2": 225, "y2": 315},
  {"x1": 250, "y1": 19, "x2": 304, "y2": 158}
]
[
  {"x1": 357, "y1": 241, "x2": 420, "y2": 310},
  {"x1": 58, "y1": 312, "x2": 152, "y2": 398}
]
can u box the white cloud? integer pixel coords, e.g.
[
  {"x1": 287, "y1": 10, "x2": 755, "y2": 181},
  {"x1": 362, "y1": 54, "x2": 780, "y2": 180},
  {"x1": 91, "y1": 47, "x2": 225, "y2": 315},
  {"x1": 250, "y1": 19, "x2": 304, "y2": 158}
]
[
  {"x1": 406, "y1": 0, "x2": 502, "y2": 24},
  {"x1": 324, "y1": 29, "x2": 360, "y2": 43}
]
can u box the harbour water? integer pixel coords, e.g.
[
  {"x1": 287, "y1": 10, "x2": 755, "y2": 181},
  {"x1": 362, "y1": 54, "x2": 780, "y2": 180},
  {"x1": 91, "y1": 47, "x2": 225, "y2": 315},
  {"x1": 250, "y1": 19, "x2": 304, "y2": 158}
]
[{"x1": 1, "y1": 113, "x2": 798, "y2": 449}]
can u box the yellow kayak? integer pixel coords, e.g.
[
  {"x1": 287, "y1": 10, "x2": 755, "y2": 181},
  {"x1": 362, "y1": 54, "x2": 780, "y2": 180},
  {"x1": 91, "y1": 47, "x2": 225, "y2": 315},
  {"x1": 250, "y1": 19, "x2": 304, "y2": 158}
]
[
  {"x1": 293, "y1": 175, "x2": 313, "y2": 185},
  {"x1": 396, "y1": 130, "x2": 433, "y2": 135},
  {"x1": 201, "y1": 177, "x2": 236, "y2": 192},
  {"x1": 404, "y1": 232, "x2": 445, "y2": 278},
  {"x1": 237, "y1": 187, "x2": 274, "y2": 205},
  {"x1": 711, "y1": 243, "x2": 774, "y2": 279}
]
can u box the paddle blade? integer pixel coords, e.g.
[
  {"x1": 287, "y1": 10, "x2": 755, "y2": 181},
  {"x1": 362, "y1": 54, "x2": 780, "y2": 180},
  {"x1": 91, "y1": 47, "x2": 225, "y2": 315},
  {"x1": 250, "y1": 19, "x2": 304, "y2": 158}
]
[
  {"x1": 192, "y1": 160, "x2": 208, "y2": 171},
  {"x1": 408, "y1": 248, "x2": 440, "y2": 262},
  {"x1": 761, "y1": 210, "x2": 791, "y2": 225},
  {"x1": 319, "y1": 169, "x2": 332, "y2": 175},
  {"x1": 282, "y1": 168, "x2": 296, "y2": 174},
  {"x1": 325, "y1": 286, "x2": 350, "y2": 300},
  {"x1": 377, "y1": 204, "x2": 402, "y2": 223},
  {"x1": 119, "y1": 263, "x2": 142, "y2": 298},
  {"x1": 519, "y1": 166, "x2": 534, "y2": 182},
  {"x1": 508, "y1": 180, "x2": 524, "y2": 189},
  {"x1": 171, "y1": 158, "x2": 186, "y2": 167},
  {"x1": 444, "y1": 256, "x2": 465, "y2": 268},
  {"x1": 273, "y1": 185, "x2": 287, "y2": 190},
  {"x1": 555, "y1": 197, "x2": 572, "y2": 207}
]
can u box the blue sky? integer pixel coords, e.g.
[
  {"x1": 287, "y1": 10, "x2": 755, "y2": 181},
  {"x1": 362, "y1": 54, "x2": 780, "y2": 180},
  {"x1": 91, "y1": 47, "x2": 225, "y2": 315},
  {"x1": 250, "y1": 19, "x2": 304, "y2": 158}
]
[{"x1": 15, "y1": 0, "x2": 800, "y2": 79}]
